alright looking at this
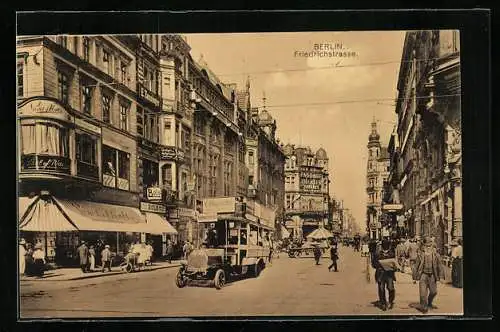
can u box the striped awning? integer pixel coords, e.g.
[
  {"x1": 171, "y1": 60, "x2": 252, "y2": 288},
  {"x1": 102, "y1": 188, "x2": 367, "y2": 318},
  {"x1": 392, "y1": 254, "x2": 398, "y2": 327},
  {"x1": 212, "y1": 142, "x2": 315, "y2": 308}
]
[
  {"x1": 18, "y1": 196, "x2": 38, "y2": 221},
  {"x1": 20, "y1": 197, "x2": 78, "y2": 232},
  {"x1": 145, "y1": 213, "x2": 178, "y2": 234},
  {"x1": 306, "y1": 227, "x2": 334, "y2": 239},
  {"x1": 54, "y1": 198, "x2": 148, "y2": 233}
]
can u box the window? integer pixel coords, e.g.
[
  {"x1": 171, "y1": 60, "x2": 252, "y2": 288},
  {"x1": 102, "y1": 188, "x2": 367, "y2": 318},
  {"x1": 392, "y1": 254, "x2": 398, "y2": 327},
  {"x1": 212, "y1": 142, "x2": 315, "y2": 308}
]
[
  {"x1": 102, "y1": 145, "x2": 130, "y2": 190},
  {"x1": 17, "y1": 62, "x2": 24, "y2": 97},
  {"x1": 249, "y1": 151, "x2": 254, "y2": 165},
  {"x1": 121, "y1": 62, "x2": 128, "y2": 84},
  {"x1": 20, "y1": 123, "x2": 69, "y2": 157},
  {"x1": 75, "y1": 133, "x2": 97, "y2": 165},
  {"x1": 102, "y1": 94, "x2": 111, "y2": 123},
  {"x1": 119, "y1": 103, "x2": 129, "y2": 131},
  {"x1": 137, "y1": 107, "x2": 144, "y2": 136},
  {"x1": 73, "y1": 37, "x2": 79, "y2": 56},
  {"x1": 249, "y1": 175, "x2": 254, "y2": 185},
  {"x1": 83, "y1": 37, "x2": 90, "y2": 62},
  {"x1": 82, "y1": 85, "x2": 92, "y2": 114},
  {"x1": 102, "y1": 49, "x2": 110, "y2": 74},
  {"x1": 162, "y1": 163, "x2": 173, "y2": 191},
  {"x1": 57, "y1": 71, "x2": 69, "y2": 104}
]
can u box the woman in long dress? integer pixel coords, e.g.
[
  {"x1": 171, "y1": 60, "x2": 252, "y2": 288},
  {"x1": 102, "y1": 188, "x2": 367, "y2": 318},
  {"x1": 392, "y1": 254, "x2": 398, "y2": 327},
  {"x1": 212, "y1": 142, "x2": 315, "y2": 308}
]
[
  {"x1": 32, "y1": 243, "x2": 46, "y2": 277},
  {"x1": 19, "y1": 239, "x2": 27, "y2": 275},
  {"x1": 89, "y1": 245, "x2": 96, "y2": 271}
]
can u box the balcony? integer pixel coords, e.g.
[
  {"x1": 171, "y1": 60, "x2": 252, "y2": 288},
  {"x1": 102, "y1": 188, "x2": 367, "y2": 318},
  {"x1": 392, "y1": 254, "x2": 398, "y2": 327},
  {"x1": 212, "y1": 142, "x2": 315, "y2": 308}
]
[
  {"x1": 21, "y1": 154, "x2": 70, "y2": 175},
  {"x1": 76, "y1": 160, "x2": 99, "y2": 180}
]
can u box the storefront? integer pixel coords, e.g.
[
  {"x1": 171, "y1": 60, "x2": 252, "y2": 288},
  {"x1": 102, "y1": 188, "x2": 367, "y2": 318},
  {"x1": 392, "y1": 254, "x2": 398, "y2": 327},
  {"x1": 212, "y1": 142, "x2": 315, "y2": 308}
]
[{"x1": 19, "y1": 195, "x2": 177, "y2": 267}]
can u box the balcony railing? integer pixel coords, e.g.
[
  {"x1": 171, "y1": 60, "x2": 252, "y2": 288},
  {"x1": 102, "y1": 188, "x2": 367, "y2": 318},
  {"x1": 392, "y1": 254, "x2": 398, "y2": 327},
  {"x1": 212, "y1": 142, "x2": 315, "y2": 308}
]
[
  {"x1": 76, "y1": 160, "x2": 99, "y2": 180},
  {"x1": 21, "y1": 154, "x2": 70, "y2": 174}
]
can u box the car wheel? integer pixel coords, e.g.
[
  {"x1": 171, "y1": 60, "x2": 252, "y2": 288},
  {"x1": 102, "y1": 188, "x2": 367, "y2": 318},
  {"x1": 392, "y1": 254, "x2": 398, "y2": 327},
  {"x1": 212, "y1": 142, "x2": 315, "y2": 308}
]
[
  {"x1": 125, "y1": 263, "x2": 133, "y2": 273},
  {"x1": 175, "y1": 269, "x2": 187, "y2": 288},
  {"x1": 214, "y1": 269, "x2": 225, "y2": 289},
  {"x1": 288, "y1": 251, "x2": 295, "y2": 258}
]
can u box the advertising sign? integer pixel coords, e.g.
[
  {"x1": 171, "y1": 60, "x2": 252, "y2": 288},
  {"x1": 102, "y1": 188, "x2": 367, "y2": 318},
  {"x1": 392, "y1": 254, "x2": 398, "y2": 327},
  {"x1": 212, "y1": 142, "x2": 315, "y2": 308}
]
[
  {"x1": 160, "y1": 147, "x2": 177, "y2": 160},
  {"x1": 147, "y1": 187, "x2": 162, "y2": 201},
  {"x1": 140, "y1": 202, "x2": 167, "y2": 214},
  {"x1": 202, "y1": 197, "x2": 236, "y2": 215},
  {"x1": 18, "y1": 98, "x2": 73, "y2": 123}
]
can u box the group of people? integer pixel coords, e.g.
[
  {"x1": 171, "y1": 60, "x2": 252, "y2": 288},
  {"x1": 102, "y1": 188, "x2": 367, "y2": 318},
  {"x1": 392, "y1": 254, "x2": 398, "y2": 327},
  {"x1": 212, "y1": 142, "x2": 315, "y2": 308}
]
[
  {"x1": 311, "y1": 239, "x2": 340, "y2": 272},
  {"x1": 19, "y1": 239, "x2": 46, "y2": 277},
  {"x1": 77, "y1": 240, "x2": 114, "y2": 273},
  {"x1": 370, "y1": 235, "x2": 463, "y2": 313}
]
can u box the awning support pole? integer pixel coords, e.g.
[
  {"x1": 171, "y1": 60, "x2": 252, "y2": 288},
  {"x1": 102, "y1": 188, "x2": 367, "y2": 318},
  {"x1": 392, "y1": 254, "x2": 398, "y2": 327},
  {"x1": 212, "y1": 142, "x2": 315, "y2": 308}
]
[{"x1": 116, "y1": 232, "x2": 119, "y2": 254}]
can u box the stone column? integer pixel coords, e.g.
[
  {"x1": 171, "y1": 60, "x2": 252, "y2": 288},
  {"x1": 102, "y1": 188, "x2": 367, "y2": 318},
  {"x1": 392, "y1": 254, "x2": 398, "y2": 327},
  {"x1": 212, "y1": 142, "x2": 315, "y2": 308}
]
[{"x1": 452, "y1": 175, "x2": 462, "y2": 241}]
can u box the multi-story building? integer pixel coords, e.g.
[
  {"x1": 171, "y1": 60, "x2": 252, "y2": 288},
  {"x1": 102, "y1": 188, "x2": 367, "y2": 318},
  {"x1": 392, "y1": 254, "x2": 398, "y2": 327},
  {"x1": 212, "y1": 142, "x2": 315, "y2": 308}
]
[
  {"x1": 386, "y1": 30, "x2": 461, "y2": 255},
  {"x1": 283, "y1": 144, "x2": 330, "y2": 238},
  {"x1": 17, "y1": 35, "x2": 176, "y2": 266},
  {"x1": 365, "y1": 120, "x2": 390, "y2": 240}
]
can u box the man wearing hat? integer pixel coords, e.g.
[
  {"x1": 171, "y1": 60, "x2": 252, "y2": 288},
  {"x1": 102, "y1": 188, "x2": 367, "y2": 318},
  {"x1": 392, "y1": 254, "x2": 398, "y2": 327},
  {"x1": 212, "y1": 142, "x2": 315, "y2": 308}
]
[
  {"x1": 19, "y1": 239, "x2": 27, "y2": 275},
  {"x1": 414, "y1": 237, "x2": 445, "y2": 313},
  {"x1": 372, "y1": 237, "x2": 400, "y2": 311},
  {"x1": 101, "y1": 245, "x2": 112, "y2": 273},
  {"x1": 77, "y1": 240, "x2": 89, "y2": 273}
]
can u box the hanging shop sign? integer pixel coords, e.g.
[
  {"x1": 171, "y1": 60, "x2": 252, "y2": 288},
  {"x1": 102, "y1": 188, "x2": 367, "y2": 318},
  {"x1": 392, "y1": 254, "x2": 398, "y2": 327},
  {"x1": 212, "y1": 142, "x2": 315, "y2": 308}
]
[
  {"x1": 140, "y1": 202, "x2": 166, "y2": 214},
  {"x1": 146, "y1": 186, "x2": 163, "y2": 201},
  {"x1": 75, "y1": 117, "x2": 101, "y2": 135},
  {"x1": 18, "y1": 98, "x2": 73, "y2": 123},
  {"x1": 160, "y1": 146, "x2": 177, "y2": 160}
]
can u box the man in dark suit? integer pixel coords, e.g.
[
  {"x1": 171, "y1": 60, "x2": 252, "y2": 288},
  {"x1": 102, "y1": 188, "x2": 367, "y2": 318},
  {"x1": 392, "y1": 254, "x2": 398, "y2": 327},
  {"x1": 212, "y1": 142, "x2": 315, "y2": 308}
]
[{"x1": 77, "y1": 241, "x2": 89, "y2": 273}]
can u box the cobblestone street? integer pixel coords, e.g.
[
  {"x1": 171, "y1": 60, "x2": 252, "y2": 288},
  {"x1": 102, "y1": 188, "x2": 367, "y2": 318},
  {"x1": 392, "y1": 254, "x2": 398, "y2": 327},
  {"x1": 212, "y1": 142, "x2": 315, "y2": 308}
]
[{"x1": 20, "y1": 246, "x2": 463, "y2": 318}]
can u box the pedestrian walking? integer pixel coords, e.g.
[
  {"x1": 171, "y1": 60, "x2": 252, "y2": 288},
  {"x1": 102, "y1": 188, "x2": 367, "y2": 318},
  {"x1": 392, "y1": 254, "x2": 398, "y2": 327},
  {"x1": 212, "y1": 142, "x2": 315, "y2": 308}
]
[
  {"x1": 101, "y1": 245, "x2": 112, "y2": 273},
  {"x1": 95, "y1": 239, "x2": 104, "y2": 268},
  {"x1": 182, "y1": 241, "x2": 190, "y2": 260},
  {"x1": 32, "y1": 243, "x2": 46, "y2": 277},
  {"x1": 19, "y1": 238, "x2": 27, "y2": 276},
  {"x1": 146, "y1": 241, "x2": 154, "y2": 264},
  {"x1": 24, "y1": 243, "x2": 34, "y2": 277},
  {"x1": 407, "y1": 238, "x2": 419, "y2": 284},
  {"x1": 89, "y1": 245, "x2": 96, "y2": 271},
  {"x1": 414, "y1": 237, "x2": 445, "y2": 313},
  {"x1": 313, "y1": 244, "x2": 322, "y2": 265},
  {"x1": 77, "y1": 241, "x2": 89, "y2": 273},
  {"x1": 451, "y1": 239, "x2": 463, "y2": 288},
  {"x1": 395, "y1": 239, "x2": 406, "y2": 271},
  {"x1": 373, "y1": 237, "x2": 400, "y2": 311},
  {"x1": 166, "y1": 241, "x2": 174, "y2": 264},
  {"x1": 328, "y1": 243, "x2": 339, "y2": 272}
]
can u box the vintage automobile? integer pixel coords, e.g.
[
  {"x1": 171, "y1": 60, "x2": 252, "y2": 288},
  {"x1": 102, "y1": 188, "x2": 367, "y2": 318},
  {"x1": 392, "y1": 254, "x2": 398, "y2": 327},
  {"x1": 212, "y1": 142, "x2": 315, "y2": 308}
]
[
  {"x1": 175, "y1": 217, "x2": 271, "y2": 289},
  {"x1": 287, "y1": 241, "x2": 329, "y2": 258}
]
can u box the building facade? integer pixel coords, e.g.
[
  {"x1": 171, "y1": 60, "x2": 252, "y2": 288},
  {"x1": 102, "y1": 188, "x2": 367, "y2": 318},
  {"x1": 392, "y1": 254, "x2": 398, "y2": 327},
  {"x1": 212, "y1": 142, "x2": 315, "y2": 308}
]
[
  {"x1": 386, "y1": 30, "x2": 461, "y2": 256},
  {"x1": 283, "y1": 145, "x2": 330, "y2": 238},
  {"x1": 365, "y1": 120, "x2": 390, "y2": 240},
  {"x1": 17, "y1": 35, "x2": 178, "y2": 266}
]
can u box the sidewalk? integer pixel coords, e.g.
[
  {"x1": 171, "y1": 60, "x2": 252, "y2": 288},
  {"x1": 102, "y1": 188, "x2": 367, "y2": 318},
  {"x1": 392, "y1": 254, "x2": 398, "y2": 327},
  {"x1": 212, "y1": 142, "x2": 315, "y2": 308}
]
[{"x1": 20, "y1": 260, "x2": 184, "y2": 282}]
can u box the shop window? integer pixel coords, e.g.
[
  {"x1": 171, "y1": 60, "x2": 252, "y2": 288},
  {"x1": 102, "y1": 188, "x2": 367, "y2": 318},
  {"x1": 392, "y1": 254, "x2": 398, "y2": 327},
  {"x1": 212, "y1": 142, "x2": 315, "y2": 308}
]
[
  {"x1": 119, "y1": 103, "x2": 129, "y2": 131},
  {"x1": 82, "y1": 85, "x2": 93, "y2": 114},
  {"x1": 101, "y1": 93, "x2": 112, "y2": 124},
  {"x1": 102, "y1": 145, "x2": 117, "y2": 188},
  {"x1": 17, "y1": 61, "x2": 24, "y2": 97},
  {"x1": 57, "y1": 71, "x2": 69, "y2": 104}
]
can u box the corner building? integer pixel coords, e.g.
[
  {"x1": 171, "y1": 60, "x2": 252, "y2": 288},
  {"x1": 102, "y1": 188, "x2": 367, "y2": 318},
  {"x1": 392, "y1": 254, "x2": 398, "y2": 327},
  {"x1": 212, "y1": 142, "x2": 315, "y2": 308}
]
[{"x1": 17, "y1": 35, "x2": 176, "y2": 267}]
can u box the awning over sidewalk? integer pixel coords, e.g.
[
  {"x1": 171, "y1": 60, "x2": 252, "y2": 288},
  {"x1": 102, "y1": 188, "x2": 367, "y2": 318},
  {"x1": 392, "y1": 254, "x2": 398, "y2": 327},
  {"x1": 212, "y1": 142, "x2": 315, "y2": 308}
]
[
  {"x1": 20, "y1": 197, "x2": 78, "y2": 232},
  {"x1": 18, "y1": 196, "x2": 38, "y2": 221},
  {"x1": 145, "y1": 213, "x2": 177, "y2": 234},
  {"x1": 54, "y1": 198, "x2": 148, "y2": 233}
]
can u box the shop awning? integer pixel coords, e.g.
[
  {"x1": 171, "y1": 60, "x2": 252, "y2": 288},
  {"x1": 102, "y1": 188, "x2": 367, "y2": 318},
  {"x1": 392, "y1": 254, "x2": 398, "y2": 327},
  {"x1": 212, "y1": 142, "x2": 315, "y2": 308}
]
[
  {"x1": 54, "y1": 198, "x2": 149, "y2": 233},
  {"x1": 145, "y1": 213, "x2": 178, "y2": 234},
  {"x1": 18, "y1": 196, "x2": 38, "y2": 221},
  {"x1": 20, "y1": 197, "x2": 78, "y2": 232}
]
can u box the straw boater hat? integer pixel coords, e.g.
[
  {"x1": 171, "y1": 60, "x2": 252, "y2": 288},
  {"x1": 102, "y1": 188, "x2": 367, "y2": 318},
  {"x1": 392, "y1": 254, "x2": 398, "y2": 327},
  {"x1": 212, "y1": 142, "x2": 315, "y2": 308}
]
[{"x1": 19, "y1": 239, "x2": 26, "y2": 245}]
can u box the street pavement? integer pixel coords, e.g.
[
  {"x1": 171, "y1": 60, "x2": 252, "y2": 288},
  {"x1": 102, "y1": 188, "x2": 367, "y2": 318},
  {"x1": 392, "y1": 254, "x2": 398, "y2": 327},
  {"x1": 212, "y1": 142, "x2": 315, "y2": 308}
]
[{"x1": 20, "y1": 246, "x2": 463, "y2": 318}]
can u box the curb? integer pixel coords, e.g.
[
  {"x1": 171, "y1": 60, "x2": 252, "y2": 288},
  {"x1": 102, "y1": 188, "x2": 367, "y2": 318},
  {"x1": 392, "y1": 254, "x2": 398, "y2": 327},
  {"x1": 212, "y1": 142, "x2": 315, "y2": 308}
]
[{"x1": 21, "y1": 263, "x2": 182, "y2": 282}]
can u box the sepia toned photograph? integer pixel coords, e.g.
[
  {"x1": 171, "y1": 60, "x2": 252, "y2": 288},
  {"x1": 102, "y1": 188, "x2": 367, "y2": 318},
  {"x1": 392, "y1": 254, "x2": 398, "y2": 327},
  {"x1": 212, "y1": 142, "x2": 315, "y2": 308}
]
[{"x1": 17, "y1": 30, "x2": 463, "y2": 318}]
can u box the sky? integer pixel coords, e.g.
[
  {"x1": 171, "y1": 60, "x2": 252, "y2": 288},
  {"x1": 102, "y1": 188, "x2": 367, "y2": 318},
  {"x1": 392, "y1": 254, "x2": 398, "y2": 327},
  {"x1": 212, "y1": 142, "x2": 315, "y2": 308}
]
[{"x1": 183, "y1": 31, "x2": 406, "y2": 233}]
